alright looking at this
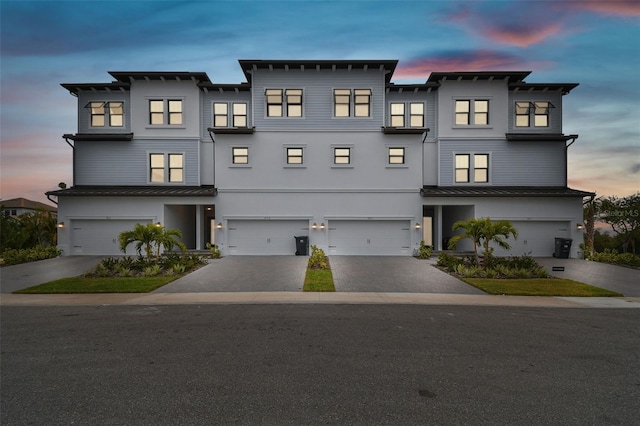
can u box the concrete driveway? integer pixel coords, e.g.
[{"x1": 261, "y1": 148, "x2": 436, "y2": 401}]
[
  {"x1": 329, "y1": 256, "x2": 485, "y2": 294},
  {"x1": 1, "y1": 256, "x2": 103, "y2": 293}
]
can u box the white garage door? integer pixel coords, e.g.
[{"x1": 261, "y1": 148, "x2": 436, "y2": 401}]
[
  {"x1": 328, "y1": 220, "x2": 412, "y2": 255},
  {"x1": 71, "y1": 219, "x2": 151, "y2": 255},
  {"x1": 227, "y1": 220, "x2": 309, "y2": 255},
  {"x1": 492, "y1": 221, "x2": 571, "y2": 257}
]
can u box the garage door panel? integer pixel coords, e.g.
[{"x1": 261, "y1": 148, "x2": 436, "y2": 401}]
[
  {"x1": 492, "y1": 221, "x2": 570, "y2": 257},
  {"x1": 71, "y1": 219, "x2": 150, "y2": 255},
  {"x1": 328, "y1": 220, "x2": 411, "y2": 255},
  {"x1": 227, "y1": 220, "x2": 308, "y2": 255}
]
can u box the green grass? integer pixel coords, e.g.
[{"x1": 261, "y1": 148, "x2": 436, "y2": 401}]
[
  {"x1": 13, "y1": 276, "x2": 179, "y2": 294},
  {"x1": 462, "y1": 278, "x2": 623, "y2": 297},
  {"x1": 303, "y1": 269, "x2": 335, "y2": 292}
]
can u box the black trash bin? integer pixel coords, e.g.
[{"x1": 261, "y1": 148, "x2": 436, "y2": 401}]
[
  {"x1": 553, "y1": 238, "x2": 572, "y2": 258},
  {"x1": 294, "y1": 236, "x2": 309, "y2": 256}
]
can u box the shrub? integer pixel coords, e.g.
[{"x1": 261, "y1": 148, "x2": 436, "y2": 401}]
[
  {"x1": 415, "y1": 241, "x2": 433, "y2": 259},
  {"x1": 436, "y1": 252, "x2": 464, "y2": 270},
  {"x1": 143, "y1": 264, "x2": 162, "y2": 277},
  {"x1": 205, "y1": 243, "x2": 222, "y2": 259},
  {"x1": 0, "y1": 246, "x2": 62, "y2": 266},
  {"x1": 308, "y1": 245, "x2": 329, "y2": 270},
  {"x1": 588, "y1": 249, "x2": 640, "y2": 268},
  {"x1": 117, "y1": 267, "x2": 134, "y2": 277},
  {"x1": 171, "y1": 264, "x2": 186, "y2": 274}
]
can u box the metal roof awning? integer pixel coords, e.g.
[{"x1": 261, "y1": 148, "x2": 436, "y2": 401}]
[
  {"x1": 46, "y1": 186, "x2": 217, "y2": 197},
  {"x1": 207, "y1": 127, "x2": 255, "y2": 134},
  {"x1": 420, "y1": 186, "x2": 595, "y2": 198},
  {"x1": 506, "y1": 133, "x2": 578, "y2": 142},
  {"x1": 63, "y1": 133, "x2": 134, "y2": 142},
  {"x1": 382, "y1": 127, "x2": 429, "y2": 135}
]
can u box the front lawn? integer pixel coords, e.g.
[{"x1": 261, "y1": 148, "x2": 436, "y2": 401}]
[
  {"x1": 13, "y1": 276, "x2": 179, "y2": 294},
  {"x1": 304, "y1": 269, "x2": 335, "y2": 292},
  {"x1": 462, "y1": 278, "x2": 623, "y2": 297}
]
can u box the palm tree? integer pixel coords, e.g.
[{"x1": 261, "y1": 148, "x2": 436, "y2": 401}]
[
  {"x1": 448, "y1": 218, "x2": 487, "y2": 266},
  {"x1": 482, "y1": 219, "x2": 518, "y2": 259},
  {"x1": 155, "y1": 227, "x2": 187, "y2": 258},
  {"x1": 119, "y1": 223, "x2": 163, "y2": 260}
]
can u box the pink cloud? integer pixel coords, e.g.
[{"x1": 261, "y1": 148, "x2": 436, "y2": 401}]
[
  {"x1": 568, "y1": 0, "x2": 640, "y2": 18},
  {"x1": 395, "y1": 51, "x2": 551, "y2": 79},
  {"x1": 481, "y1": 22, "x2": 565, "y2": 48}
]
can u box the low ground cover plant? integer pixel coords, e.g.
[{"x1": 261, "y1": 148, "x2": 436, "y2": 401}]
[
  {"x1": 437, "y1": 252, "x2": 548, "y2": 279},
  {"x1": 586, "y1": 249, "x2": 640, "y2": 269},
  {"x1": 1, "y1": 246, "x2": 62, "y2": 266},
  {"x1": 86, "y1": 253, "x2": 207, "y2": 278}
]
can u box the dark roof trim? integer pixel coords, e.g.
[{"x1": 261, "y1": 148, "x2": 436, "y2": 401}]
[
  {"x1": 382, "y1": 127, "x2": 429, "y2": 135},
  {"x1": 510, "y1": 82, "x2": 579, "y2": 95},
  {"x1": 420, "y1": 186, "x2": 595, "y2": 198},
  {"x1": 46, "y1": 186, "x2": 217, "y2": 197},
  {"x1": 506, "y1": 133, "x2": 578, "y2": 142},
  {"x1": 238, "y1": 59, "x2": 399, "y2": 83},
  {"x1": 207, "y1": 127, "x2": 255, "y2": 134},
  {"x1": 61, "y1": 82, "x2": 129, "y2": 95},
  {"x1": 386, "y1": 82, "x2": 440, "y2": 92},
  {"x1": 199, "y1": 82, "x2": 252, "y2": 92},
  {"x1": 108, "y1": 71, "x2": 212, "y2": 84},
  {"x1": 427, "y1": 71, "x2": 531, "y2": 84},
  {"x1": 63, "y1": 133, "x2": 134, "y2": 142}
]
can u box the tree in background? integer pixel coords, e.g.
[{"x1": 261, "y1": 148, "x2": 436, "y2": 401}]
[
  {"x1": 599, "y1": 193, "x2": 640, "y2": 254},
  {"x1": 0, "y1": 209, "x2": 57, "y2": 251}
]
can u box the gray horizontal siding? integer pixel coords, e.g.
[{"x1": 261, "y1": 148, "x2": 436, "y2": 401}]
[
  {"x1": 76, "y1": 91, "x2": 131, "y2": 134},
  {"x1": 75, "y1": 139, "x2": 200, "y2": 186},
  {"x1": 251, "y1": 69, "x2": 385, "y2": 130},
  {"x1": 508, "y1": 92, "x2": 563, "y2": 133},
  {"x1": 439, "y1": 139, "x2": 566, "y2": 186},
  {"x1": 201, "y1": 91, "x2": 252, "y2": 139}
]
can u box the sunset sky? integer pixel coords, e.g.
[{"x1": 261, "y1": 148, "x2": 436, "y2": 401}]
[{"x1": 1, "y1": 0, "x2": 638, "y2": 206}]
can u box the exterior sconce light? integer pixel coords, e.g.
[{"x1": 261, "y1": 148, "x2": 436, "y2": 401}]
[
  {"x1": 319, "y1": 223, "x2": 325, "y2": 230},
  {"x1": 415, "y1": 223, "x2": 421, "y2": 230},
  {"x1": 155, "y1": 222, "x2": 162, "y2": 227},
  {"x1": 57, "y1": 222, "x2": 64, "y2": 228},
  {"x1": 312, "y1": 223, "x2": 317, "y2": 230},
  {"x1": 577, "y1": 223, "x2": 584, "y2": 230},
  {"x1": 216, "y1": 222, "x2": 223, "y2": 230}
]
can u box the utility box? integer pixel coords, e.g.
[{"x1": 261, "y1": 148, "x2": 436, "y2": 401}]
[
  {"x1": 294, "y1": 236, "x2": 309, "y2": 256},
  {"x1": 553, "y1": 238, "x2": 572, "y2": 259}
]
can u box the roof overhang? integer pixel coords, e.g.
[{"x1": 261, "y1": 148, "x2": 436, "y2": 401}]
[
  {"x1": 62, "y1": 133, "x2": 134, "y2": 142},
  {"x1": 420, "y1": 186, "x2": 595, "y2": 198},
  {"x1": 199, "y1": 82, "x2": 251, "y2": 93},
  {"x1": 238, "y1": 59, "x2": 399, "y2": 83},
  {"x1": 506, "y1": 133, "x2": 578, "y2": 142},
  {"x1": 46, "y1": 186, "x2": 217, "y2": 197},
  {"x1": 108, "y1": 71, "x2": 212, "y2": 84},
  {"x1": 61, "y1": 82, "x2": 129, "y2": 95},
  {"x1": 427, "y1": 71, "x2": 531, "y2": 84},
  {"x1": 509, "y1": 82, "x2": 579, "y2": 95}
]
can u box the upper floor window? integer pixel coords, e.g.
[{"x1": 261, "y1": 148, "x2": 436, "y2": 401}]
[
  {"x1": 534, "y1": 101, "x2": 552, "y2": 127},
  {"x1": 265, "y1": 89, "x2": 303, "y2": 118},
  {"x1": 286, "y1": 89, "x2": 303, "y2": 117},
  {"x1": 455, "y1": 99, "x2": 489, "y2": 125},
  {"x1": 233, "y1": 103, "x2": 248, "y2": 127},
  {"x1": 334, "y1": 89, "x2": 351, "y2": 117},
  {"x1": 354, "y1": 89, "x2": 372, "y2": 117},
  {"x1": 389, "y1": 102, "x2": 424, "y2": 127},
  {"x1": 150, "y1": 153, "x2": 184, "y2": 183},
  {"x1": 87, "y1": 101, "x2": 124, "y2": 127},
  {"x1": 515, "y1": 102, "x2": 530, "y2": 127},
  {"x1": 515, "y1": 101, "x2": 554, "y2": 127},
  {"x1": 232, "y1": 147, "x2": 249, "y2": 164},
  {"x1": 149, "y1": 99, "x2": 183, "y2": 126},
  {"x1": 213, "y1": 102, "x2": 248, "y2": 127},
  {"x1": 334, "y1": 89, "x2": 372, "y2": 117},
  {"x1": 265, "y1": 89, "x2": 283, "y2": 117},
  {"x1": 455, "y1": 153, "x2": 489, "y2": 183}
]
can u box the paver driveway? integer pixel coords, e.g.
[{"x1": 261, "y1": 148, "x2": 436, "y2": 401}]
[{"x1": 329, "y1": 256, "x2": 485, "y2": 294}]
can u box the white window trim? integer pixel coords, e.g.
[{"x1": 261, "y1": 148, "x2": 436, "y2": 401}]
[
  {"x1": 330, "y1": 144, "x2": 354, "y2": 168},
  {"x1": 87, "y1": 101, "x2": 126, "y2": 129},
  {"x1": 229, "y1": 145, "x2": 252, "y2": 168},
  {"x1": 452, "y1": 97, "x2": 493, "y2": 129},
  {"x1": 146, "y1": 97, "x2": 186, "y2": 129},
  {"x1": 283, "y1": 144, "x2": 307, "y2": 169},
  {"x1": 264, "y1": 88, "x2": 305, "y2": 119},
  {"x1": 212, "y1": 101, "x2": 249, "y2": 128},
  {"x1": 333, "y1": 88, "x2": 373, "y2": 119},
  {"x1": 385, "y1": 144, "x2": 409, "y2": 168},
  {"x1": 147, "y1": 151, "x2": 186, "y2": 184},
  {"x1": 388, "y1": 102, "x2": 426, "y2": 128},
  {"x1": 453, "y1": 152, "x2": 492, "y2": 185}
]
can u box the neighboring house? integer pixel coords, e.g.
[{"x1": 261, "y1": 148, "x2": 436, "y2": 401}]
[
  {"x1": 47, "y1": 60, "x2": 593, "y2": 257},
  {"x1": 2, "y1": 198, "x2": 57, "y2": 218}
]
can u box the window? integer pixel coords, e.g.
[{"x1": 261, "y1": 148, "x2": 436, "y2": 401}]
[
  {"x1": 214, "y1": 103, "x2": 228, "y2": 127},
  {"x1": 334, "y1": 147, "x2": 351, "y2": 164},
  {"x1": 455, "y1": 99, "x2": 489, "y2": 125},
  {"x1": 150, "y1": 153, "x2": 183, "y2": 183},
  {"x1": 286, "y1": 89, "x2": 302, "y2": 117},
  {"x1": 455, "y1": 153, "x2": 489, "y2": 183},
  {"x1": 287, "y1": 147, "x2": 303, "y2": 164},
  {"x1": 388, "y1": 147, "x2": 405, "y2": 165},
  {"x1": 515, "y1": 101, "x2": 530, "y2": 127},
  {"x1": 410, "y1": 103, "x2": 424, "y2": 127},
  {"x1": 232, "y1": 147, "x2": 249, "y2": 164},
  {"x1": 455, "y1": 154, "x2": 470, "y2": 183},
  {"x1": 334, "y1": 89, "x2": 351, "y2": 117},
  {"x1": 354, "y1": 89, "x2": 372, "y2": 117},
  {"x1": 109, "y1": 102, "x2": 123, "y2": 127},
  {"x1": 265, "y1": 89, "x2": 283, "y2": 117},
  {"x1": 149, "y1": 99, "x2": 183, "y2": 125},
  {"x1": 534, "y1": 101, "x2": 551, "y2": 127},
  {"x1": 233, "y1": 103, "x2": 247, "y2": 127},
  {"x1": 390, "y1": 103, "x2": 405, "y2": 127},
  {"x1": 90, "y1": 102, "x2": 105, "y2": 127}
]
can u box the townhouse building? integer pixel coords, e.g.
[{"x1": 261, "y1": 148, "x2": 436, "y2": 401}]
[{"x1": 48, "y1": 59, "x2": 592, "y2": 257}]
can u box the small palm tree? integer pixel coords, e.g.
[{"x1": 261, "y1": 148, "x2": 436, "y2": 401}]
[
  {"x1": 448, "y1": 218, "x2": 487, "y2": 266},
  {"x1": 119, "y1": 223, "x2": 163, "y2": 260},
  {"x1": 482, "y1": 219, "x2": 518, "y2": 259},
  {"x1": 155, "y1": 227, "x2": 187, "y2": 258}
]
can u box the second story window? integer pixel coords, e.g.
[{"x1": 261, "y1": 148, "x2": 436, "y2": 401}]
[
  {"x1": 389, "y1": 102, "x2": 425, "y2": 127},
  {"x1": 354, "y1": 89, "x2": 372, "y2": 117},
  {"x1": 214, "y1": 102, "x2": 248, "y2": 127},
  {"x1": 286, "y1": 89, "x2": 303, "y2": 117},
  {"x1": 150, "y1": 153, "x2": 184, "y2": 183},
  {"x1": 515, "y1": 102, "x2": 531, "y2": 127},
  {"x1": 214, "y1": 103, "x2": 228, "y2": 127},
  {"x1": 390, "y1": 103, "x2": 405, "y2": 127},
  {"x1": 455, "y1": 153, "x2": 489, "y2": 183},
  {"x1": 410, "y1": 103, "x2": 424, "y2": 127},
  {"x1": 149, "y1": 99, "x2": 183, "y2": 126},
  {"x1": 109, "y1": 102, "x2": 123, "y2": 126},
  {"x1": 233, "y1": 103, "x2": 247, "y2": 127},
  {"x1": 334, "y1": 89, "x2": 351, "y2": 117},
  {"x1": 455, "y1": 100, "x2": 489, "y2": 126},
  {"x1": 266, "y1": 89, "x2": 283, "y2": 117}
]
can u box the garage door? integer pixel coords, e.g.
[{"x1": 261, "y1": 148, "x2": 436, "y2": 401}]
[
  {"x1": 227, "y1": 220, "x2": 309, "y2": 255},
  {"x1": 328, "y1": 220, "x2": 412, "y2": 255},
  {"x1": 492, "y1": 221, "x2": 571, "y2": 257},
  {"x1": 71, "y1": 219, "x2": 151, "y2": 255}
]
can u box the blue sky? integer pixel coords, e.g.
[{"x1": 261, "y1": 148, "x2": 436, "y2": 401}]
[{"x1": 1, "y1": 0, "x2": 638, "y2": 205}]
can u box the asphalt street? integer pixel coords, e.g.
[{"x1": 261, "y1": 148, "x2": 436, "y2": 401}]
[{"x1": 2, "y1": 304, "x2": 639, "y2": 425}]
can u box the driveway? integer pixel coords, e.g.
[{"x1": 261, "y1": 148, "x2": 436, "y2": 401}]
[
  {"x1": 1, "y1": 256, "x2": 103, "y2": 293},
  {"x1": 329, "y1": 256, "x2": 485, "y2": 294}
]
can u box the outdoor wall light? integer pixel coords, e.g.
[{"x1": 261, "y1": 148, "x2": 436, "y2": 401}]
[
  {"x1": 312, "y1": 223, "x2": 317, "y2": 230},
  {"x1": 577, "y1": 223, "x2": 584, "y2": 230},
  {"x1": 155, "y1": 222, "x2": 162, "y2": 227},
  {"x1": 216, "y1": 222, "x2": 223, "y2": 229},
  {"x1": 57, "y1": 222, "x2": 64, "y2": 228},
  {"x1": 415, "y1": 223, "x2": 421, "y2": 229},
  {"x1": 319, "y1": 223, "x2": 325, "y2": 230}
]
